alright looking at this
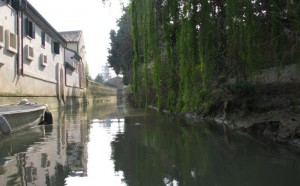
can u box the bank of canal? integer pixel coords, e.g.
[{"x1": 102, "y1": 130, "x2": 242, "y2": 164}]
[{"x1": 1, "y1": 103, "x2": 300, "y2": 186}]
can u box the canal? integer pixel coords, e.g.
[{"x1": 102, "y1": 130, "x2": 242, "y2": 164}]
[{"x1": 1, "y1": 103, "x2": 300, "y2": 186}]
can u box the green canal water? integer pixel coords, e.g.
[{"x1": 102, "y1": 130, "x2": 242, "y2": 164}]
[{"x1": 1, "y1": 103, "x2": 300, "y2": 186}]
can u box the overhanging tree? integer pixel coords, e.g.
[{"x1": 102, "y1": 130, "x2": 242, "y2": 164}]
[{"x1": 108, "y1": 8, "x2": 134, "y2": 85}]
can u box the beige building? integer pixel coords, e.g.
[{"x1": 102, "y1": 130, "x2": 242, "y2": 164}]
[
  {"x1": 60, "y1": 31, "x2": 87, "y2": 92},
  {"x1": 0, "y1": 0, "x2": 87, "y2": 106}
]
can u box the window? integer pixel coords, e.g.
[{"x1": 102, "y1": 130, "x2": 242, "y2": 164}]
[
  {"x1": 6, "y1": 0, "x2": 21, "y2": 10},
  {"x1": 6, "y1": 0, "x2": 12, "y2": 5},
  {"x1": 0, "y1": 25, "x2": 3, "y2": 48},
  {"x1": 41, "y1": 31, "x2": 45, "y2": 47},
  {"x1": 25, "y1": 18, "x2": 35, "y2": 39},
  {"x1": 52, "y1": 41, "x2": 60, "y2": 54}
]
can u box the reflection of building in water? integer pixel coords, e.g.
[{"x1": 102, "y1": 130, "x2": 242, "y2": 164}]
[
  {"x1": 66, "y1": 115, "x2": 88, "y2": 177},
  {"x1": 0, "y1": 108, "x2": 89, "y2": 185},
  {"x1": 0, "y1": 141, "x2": 65, "y2": 185},
  {"x1": 0, "y1": 105, "x2": 127, "y2": 185}
]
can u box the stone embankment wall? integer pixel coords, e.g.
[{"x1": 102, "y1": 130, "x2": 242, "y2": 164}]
[
  {"x1": 216, "y1": 64, "x2": 300, "y2": 149},
  {"x1": 86, "y1": 81, "x2": 117, "y2": 104},
  {"x1": 0, "y1": 80, "x2": 117, "y2": 110},
  {"x1": 87, "y1": 81, "x2": 116, "y2": 97}
]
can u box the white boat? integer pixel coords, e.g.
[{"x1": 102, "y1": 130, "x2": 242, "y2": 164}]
[{"x1": 0, "y1": 100, "x2": 52, "y2": 136}]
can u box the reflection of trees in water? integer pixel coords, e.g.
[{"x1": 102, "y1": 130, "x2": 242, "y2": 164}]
[
  {"x1": 110, "y1": 115, "x2": 300, "y2": 186},
  {"x1": 110, "y1": 115, "x2": 212, "y2": 186}
]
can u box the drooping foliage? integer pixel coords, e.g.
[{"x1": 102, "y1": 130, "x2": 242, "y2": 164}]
[{"x1": 126, "y1": 0, "x2": 300, "y2": 112}]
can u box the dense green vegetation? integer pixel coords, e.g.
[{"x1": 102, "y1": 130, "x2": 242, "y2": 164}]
[
  {"x1": 108, "y1": 0, "x2": 300, "y2": 114},
  {"x1": 108, "y1": 8, "x2": 134, "y2": 85}
]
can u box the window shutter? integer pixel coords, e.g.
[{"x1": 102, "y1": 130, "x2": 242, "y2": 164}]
[
  {"x1": 41, "y1": 32, "x2": 45, "y2": 47},
  {"x1": 51, "y1": 41, "x2": 54, "y2": 53},
  {"x1": 24, "y1": 18, "x2": 35, "y2": 38},
  {"x1": 32, "y1": 23, "x2": 35, "y2": 39},
  {"x1": 25, "y1": 18, "x2": 29, "y2": 36},
  {"x1": 7, "y1": 0, "x2": 21, "y2": 10},
  {"x1": 12, "y1": 0, "x2": 20, "y2": 10},
  {"x1": 28, "y1": 21, "x2": 32, "y2": 37},
  {"x1": 54, "y1": 42, "x2": 60, "y2": 54}
]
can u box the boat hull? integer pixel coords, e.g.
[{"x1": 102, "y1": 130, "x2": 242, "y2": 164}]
[{"x1": 0, "y1": 105, "x2": 47, "y2": 135}]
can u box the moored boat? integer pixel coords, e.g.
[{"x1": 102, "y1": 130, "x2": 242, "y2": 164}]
[{"x1": 0, "y1": 100, "x2": 51, "y2": 136}]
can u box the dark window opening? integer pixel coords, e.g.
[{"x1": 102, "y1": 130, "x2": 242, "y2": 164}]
[
  {"x1": 52, "y1": 41, "x2": 60, "y2": 54},
  {"x1": 41, "y1": 31, "x2": 45, "y2": 47},
  {"x1": 6, "y1": 0, "x2": 21, "y2": 10},
  {"x1": 25, "y1": 18, "x2": 35, "y2": 39}
]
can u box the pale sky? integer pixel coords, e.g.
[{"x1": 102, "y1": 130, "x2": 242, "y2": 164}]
[{"x1": 28, "y1": 0, "x2": 128, "y2": 79}]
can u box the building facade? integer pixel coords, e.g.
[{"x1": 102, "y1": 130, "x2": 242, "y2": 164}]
[
  {"x1": 60, "y1": 31, "x2": 87, "y2": 94},
  {"x1": 0, "y1": 0, "x2": 87, "y2": 105}
]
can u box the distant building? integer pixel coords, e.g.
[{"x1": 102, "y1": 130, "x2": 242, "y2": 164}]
[
  {"x1": 106, "y1": 76, "x2": 123, "y2": 88},
  {"x1": 60, "y1": 30, "x2": 87, "y2": 90}
]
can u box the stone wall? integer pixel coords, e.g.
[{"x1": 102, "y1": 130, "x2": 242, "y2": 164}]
[
  {"x1": 0, "y1": 80, "x2": 117, "y2": 109},
  {"x1": 86, "y1": 81, "x2": 116, "y2": 98}
]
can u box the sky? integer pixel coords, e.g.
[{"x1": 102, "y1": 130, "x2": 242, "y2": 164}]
[{"x1": 28, "y1": 0, "x2": 128, "y2": 79}]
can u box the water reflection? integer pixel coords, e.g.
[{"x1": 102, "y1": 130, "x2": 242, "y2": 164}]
[
  {"x1": 0, "y1": 104, "x2": 124, "y2": 186},
  {"x1": 66, "y1": 114, "x2": 126, "y2": 185},
  {"x1": 111, "y1": 114, "x2": 300, "y2": 186},
  {"x1": 1, "y1": 104, "x2": 300, "y2": 186}
]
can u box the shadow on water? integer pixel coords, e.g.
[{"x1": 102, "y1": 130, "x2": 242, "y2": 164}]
[{"x1": 1, "y1": 104, "x2": 300, "y2": 186}]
